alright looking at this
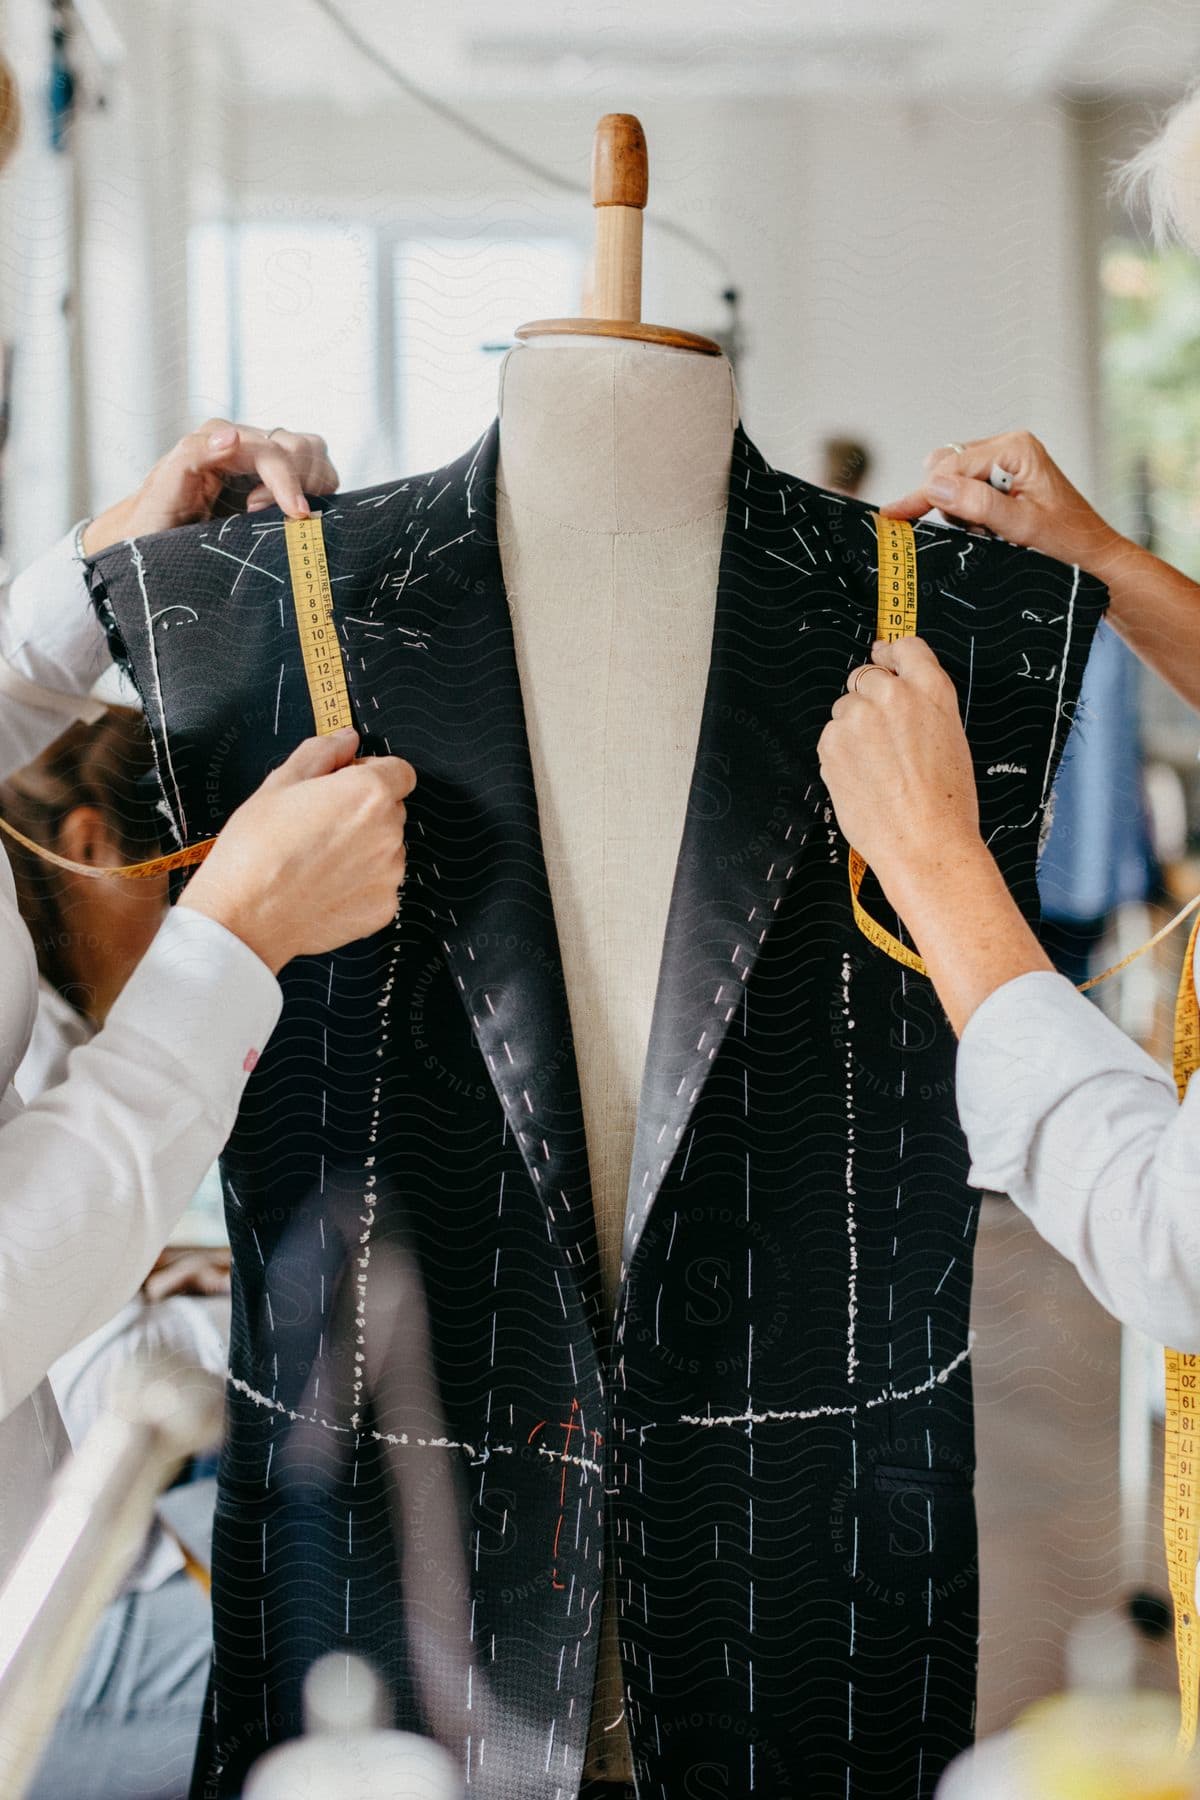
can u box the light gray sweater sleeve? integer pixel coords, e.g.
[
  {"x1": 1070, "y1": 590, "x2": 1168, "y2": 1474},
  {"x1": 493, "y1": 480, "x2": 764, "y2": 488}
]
[{"x1": 956, "y1": 968, "x2": 1200, "y2": 1350}]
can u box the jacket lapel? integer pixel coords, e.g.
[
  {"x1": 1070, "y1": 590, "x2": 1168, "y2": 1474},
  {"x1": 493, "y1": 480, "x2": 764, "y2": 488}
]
[
  {"x1": 348, "y1": 424, "x2": 603, "y2": 1326},
  {"x1": 619, "y1": 428, "x2": 861, "y2": 1278}
]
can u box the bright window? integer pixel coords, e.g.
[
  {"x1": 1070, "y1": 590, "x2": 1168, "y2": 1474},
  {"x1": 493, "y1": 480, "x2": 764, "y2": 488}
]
[
  {"x1": 190, "y1": 221, "x2": 379, "y2": 489},
  {"x1": 189, "y1": 223, "x2": 582, "y2": 488},
  {"x1": 393, "y1": 236, "x2": 581, "y2": 471}
]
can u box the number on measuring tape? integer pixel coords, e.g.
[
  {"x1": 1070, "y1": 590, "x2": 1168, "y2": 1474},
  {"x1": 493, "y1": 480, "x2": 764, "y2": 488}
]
[{"x1": 284, "y1": 514, "x2": 354, "y2": 736}]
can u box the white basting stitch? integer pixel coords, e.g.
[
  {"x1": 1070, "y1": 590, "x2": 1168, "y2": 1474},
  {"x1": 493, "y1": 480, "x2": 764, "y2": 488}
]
[
  {"x1": 128, "y1": 540, "x2": 187, "y2": 840},
  {"x1": 1039, "y1": 563, "x2": 1079, "y2": 808},
  {"x1": 232, "y1": 1374, "x2": 605, "y2": 1479},
  {"x1": 665, "y1": 1340, "x2": 974, "y2": 1430},
  {"x1": 348, "y1": 895, "x2": 403, "y2": 1430}
]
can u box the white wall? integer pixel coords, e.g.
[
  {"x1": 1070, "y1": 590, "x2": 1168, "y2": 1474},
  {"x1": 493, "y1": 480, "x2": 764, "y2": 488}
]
[
  {"x1": 0, "y1": 0, "x2": 79, "y2": 568},
  {"x1": 6, "y1": 33, "x2": 1127, "y2": 547},
  {"x1": 74, "y1": 0, "x2": 220, "y2": 525},
  {"x1": 0, "y1": 0, "x2": 216, "y2": 567},
  {"x1": 216, "y1": 88, "x2": 1103, "y2": 502}
]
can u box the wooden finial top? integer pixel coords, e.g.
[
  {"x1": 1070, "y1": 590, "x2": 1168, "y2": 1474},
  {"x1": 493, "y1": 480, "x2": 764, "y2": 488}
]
[
  {"x1": 514, "y1": 109, "x2": 722, "y2": 354},
  {"x1": 592, "y1": 113, "x2": 648, "y2": 210}
]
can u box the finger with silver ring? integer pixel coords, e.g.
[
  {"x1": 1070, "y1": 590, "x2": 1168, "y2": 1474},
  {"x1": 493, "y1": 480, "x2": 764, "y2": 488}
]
[{"x1": 941, "y1": 441, "x2": 965, "y2": 457}]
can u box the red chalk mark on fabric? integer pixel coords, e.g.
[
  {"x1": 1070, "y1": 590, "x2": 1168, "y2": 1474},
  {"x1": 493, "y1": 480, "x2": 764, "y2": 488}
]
[
  {"x1": 243, "y1": 1049, "x2": 260, "y2": 1073},
  {"x1": 552, "y1": 1399, "x2": 582, "y2": 1589},
  {"x1": 529, "y1": 1407, "x2": 603, "y2": 1587}
]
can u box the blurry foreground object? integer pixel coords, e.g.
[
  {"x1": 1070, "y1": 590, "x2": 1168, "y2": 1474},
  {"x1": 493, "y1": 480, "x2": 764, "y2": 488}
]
[
  {"x1": 244, "y1": 1653, "x2": 463, "y2": 1799},
  {"x1": 3, "y1": 708, "x2": 223, "y2": 1797},
  {"x1": 0, "y1": 1358, "x2": 222, "y2": 1797},
  {"x1": 939, "y1": 1692, "x2": 1200, "y2": 1798},
  {"x1": 820, "y1": 434, "x2": 873, "y2": 497}
]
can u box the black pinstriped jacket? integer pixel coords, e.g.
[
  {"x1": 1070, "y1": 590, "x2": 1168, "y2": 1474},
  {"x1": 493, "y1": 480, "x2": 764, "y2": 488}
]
[{"x1": 89, "y1": 422, "x2": 1105, "y2": 1800}]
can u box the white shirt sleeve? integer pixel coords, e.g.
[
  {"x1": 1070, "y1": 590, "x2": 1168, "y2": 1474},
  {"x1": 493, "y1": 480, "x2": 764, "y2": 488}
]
[
  {"x1": 0, "y1": 905, "x2": 281, "y2": 1421},
  {"x1": 0, "y1": 530, "x2": 113, "y2": 780},
  {"x1": 956, "y1": 967, "x2": 1200, "y2": 1350}
]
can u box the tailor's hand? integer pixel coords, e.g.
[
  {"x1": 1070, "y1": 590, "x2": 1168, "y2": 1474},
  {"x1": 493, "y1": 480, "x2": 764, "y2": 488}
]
[
  {"x1": 179, "y1": 728, "x2": 415, "y2": 974},
  {"x1": 817, "y1": 638, "x2": 981, "y2": 905},
  {"x1": 142, "y1": 1247, "x2": 231, "y2": 1303},
  {"x1": 880, "y1": 430, "x2": 1126, "y2": 580},
  {"x1": 82, "y1": 421, "x2": 339, "y2": 555}
]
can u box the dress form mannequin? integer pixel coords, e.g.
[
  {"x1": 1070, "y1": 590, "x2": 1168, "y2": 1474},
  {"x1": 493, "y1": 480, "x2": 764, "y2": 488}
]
[{"x1": 496, "y1": 334, "x2": 737, "y2": 1782}]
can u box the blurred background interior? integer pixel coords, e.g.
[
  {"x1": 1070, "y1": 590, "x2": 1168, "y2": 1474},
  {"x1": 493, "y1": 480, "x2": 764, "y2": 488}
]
[{"x1": 2, "y1": 0, "x2": 1200, "y2": 1767}]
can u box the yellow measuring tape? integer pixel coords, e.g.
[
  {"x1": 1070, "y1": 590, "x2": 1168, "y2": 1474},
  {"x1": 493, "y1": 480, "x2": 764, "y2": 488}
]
[
  {"x1": 855, "y1": 513, "x2": 1200, "y2": 1751},
  {"x1": 283, "y1": 510, "x2": 353, "y2": 736},
  {"x1": 847, "y1": 516, "x2": 928, "y2": 975},
  {"x1": 0, "y1": 513, "x2": 348, "y2": 882},
  {"x1": 1167, "y1": 917, "x2": 1200, "y2": 1752}
]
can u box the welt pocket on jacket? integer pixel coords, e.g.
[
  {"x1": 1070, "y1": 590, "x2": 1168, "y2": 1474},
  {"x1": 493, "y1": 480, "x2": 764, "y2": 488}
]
[{"x1": 873, "y1": 1463, "x2": 975, "y2": 1497}]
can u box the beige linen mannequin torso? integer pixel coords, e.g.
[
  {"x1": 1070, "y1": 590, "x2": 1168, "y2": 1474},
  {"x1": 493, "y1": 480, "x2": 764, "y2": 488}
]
[{"x1": 495, "y1": 338, "x2": 737, "y2": 1783}]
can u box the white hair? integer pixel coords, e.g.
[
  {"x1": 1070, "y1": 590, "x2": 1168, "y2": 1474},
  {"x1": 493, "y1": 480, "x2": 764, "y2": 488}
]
[{"x1": 1115, "y1": 81, "x2": 1200, "y2": 254}]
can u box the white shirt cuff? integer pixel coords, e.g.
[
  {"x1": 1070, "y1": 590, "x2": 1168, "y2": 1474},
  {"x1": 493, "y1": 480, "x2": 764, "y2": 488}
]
[
  {"x1": 0, "y1": 529, "x2": 110, "y2": 697},
  {"x1": 106, "y1": 907, "x2": 283, "y2": 1129},
  {"x1": 955, "y1": 970, "x2": 1173, "y2": 1194}
]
